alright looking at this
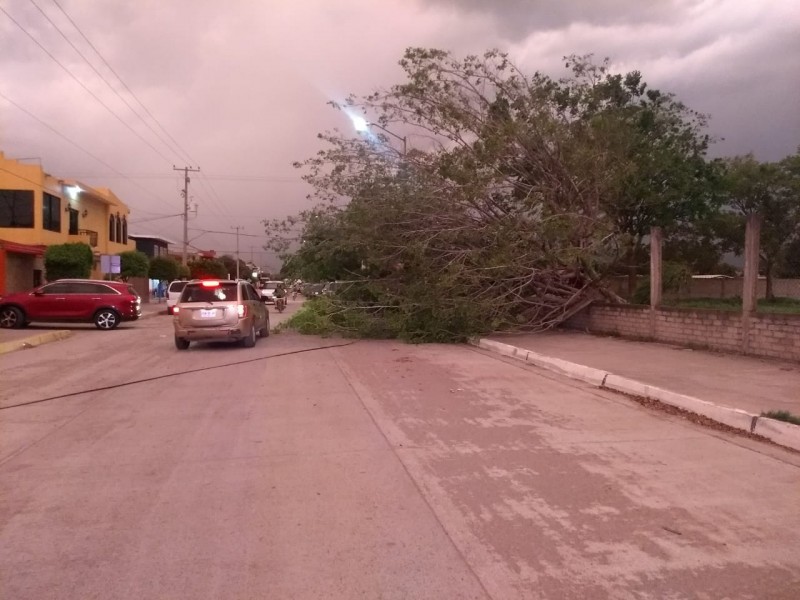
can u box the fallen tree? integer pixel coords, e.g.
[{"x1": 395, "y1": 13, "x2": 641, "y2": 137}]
[{"x1": 267, "y1": 49, "x2": 712, "y2": 341}]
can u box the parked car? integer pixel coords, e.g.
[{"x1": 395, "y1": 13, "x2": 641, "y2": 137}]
[
  {"x1": 0, "y1": 279, "x2": 141, "y2": 330},
  {"x1": 173, "y1": 279, "x2": 269, "y2": 350},
  {"x1": 166, "y1": 280, "x2": 188, "y2": 315},
  {"x1": 258, "y1": 280, "x2": 284, "y2": 304}
]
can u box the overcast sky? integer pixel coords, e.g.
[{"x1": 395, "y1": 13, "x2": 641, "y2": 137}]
[{"x1": 1, "y1": 0, "x2": 798, "y2": 270}]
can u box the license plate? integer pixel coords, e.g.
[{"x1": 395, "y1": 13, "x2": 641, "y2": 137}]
[{"x1": 200, "y1": 309, "x2": 217, "y2": 318}]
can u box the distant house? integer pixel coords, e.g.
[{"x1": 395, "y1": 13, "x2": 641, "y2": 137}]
[{"x1": 128, "y1": 234, "x2": 175, "y2": 259}]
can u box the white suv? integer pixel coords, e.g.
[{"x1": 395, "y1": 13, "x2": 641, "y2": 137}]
[
  {"x1": 166, "y1": 280, "x2": 188, "y2": 315},
  {"x1": 259, "y1": 280, "x2": 283, "y2": 304}
]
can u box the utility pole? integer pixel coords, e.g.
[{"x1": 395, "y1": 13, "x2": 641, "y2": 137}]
[
  {"x1": 231, "y1": 226, "x2": 244, "y2": 279},
  {"x1": 173, "y1": 165, "x2": 200, "y2": 266}
]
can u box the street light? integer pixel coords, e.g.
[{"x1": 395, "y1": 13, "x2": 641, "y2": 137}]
[{"x1": 350, "y1": 115, "x2": 407, "y2": 156}]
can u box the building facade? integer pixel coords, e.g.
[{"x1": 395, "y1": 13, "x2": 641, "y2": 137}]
[{"x1": 0, "y1": 152, "x2": 136, "y2": 294}]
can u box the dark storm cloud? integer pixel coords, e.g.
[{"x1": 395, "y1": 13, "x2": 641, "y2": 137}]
[
  {"x1": 1, "y1": 0, "x2": 797, "y2": 261},
  {"x1": 421, "y1": 0, "x2": 676, "y2": 39}
]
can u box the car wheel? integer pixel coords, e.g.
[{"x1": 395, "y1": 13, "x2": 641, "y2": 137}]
[
  {"x1": 242, "y1": 324, "x2": 256, "y2": 348},
  {"x1": 0, "y1": 306, "x2": 24, "y2": 329},
  {"x1": 174, "y1": 336, "x2": 190, "y2": 350},
  {"x1": 94, "y1": 309, "x2": 120, "y2": 330}
]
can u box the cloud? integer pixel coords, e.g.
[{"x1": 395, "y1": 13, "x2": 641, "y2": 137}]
[{"x1": 0, "y1": 0, "x2": 797, "y2": 263}]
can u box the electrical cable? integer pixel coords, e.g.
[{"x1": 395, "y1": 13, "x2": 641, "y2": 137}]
[
  {"x1": 27, "y1": 0, "x2": 187, "y2": 164},
  {"x1": 49, "y1": 0, "x2": 197, "y2": 165},
  {"x1": 0, "y1": 341, "x2": 358, "y2": 411},
  {"x1": 0, "y1": 5, "x2": 173, "y2": 164},
  {"x1": 0, "y1": 91, "x2": 173, "y2": 208}
]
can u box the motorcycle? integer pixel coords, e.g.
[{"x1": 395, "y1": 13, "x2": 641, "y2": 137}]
[{"x1": 275, "y1": 296, "x2": 286, "y2": 313}]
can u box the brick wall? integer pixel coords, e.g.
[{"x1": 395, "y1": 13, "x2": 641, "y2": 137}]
[{"x1": 564, "y1": 304, "x2": 800, "y2": 362}]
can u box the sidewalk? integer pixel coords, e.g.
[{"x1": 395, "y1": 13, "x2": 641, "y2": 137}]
[
  {"x1": 0, "y1": 303, "x2": 167, "y2": 355},
  {"x1": 477, "y1": 330, "x2": 800, "y2": 451}
]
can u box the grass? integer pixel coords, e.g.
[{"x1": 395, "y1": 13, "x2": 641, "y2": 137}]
[
  {"x1": 666, "y1": 297, "x2": 800, "y2": 314},
  {"x1": 760, "y1": 410, "x2": 800, "y2": 426}
]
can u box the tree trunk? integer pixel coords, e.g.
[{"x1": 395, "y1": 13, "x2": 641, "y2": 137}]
[{"x1": 765, "y1": 257, "x2": 774, "y2": 301}]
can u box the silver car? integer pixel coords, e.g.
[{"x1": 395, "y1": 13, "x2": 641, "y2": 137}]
[{"x1": 173, "y1": 279, "x2": 269, "y2": 350}]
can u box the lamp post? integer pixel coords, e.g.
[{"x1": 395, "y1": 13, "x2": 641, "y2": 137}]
[{"x1": 351, "y1": 116, "x2": 406, "y2": 156}]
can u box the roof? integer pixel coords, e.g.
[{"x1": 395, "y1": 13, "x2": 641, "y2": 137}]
[{"x1": 129, "y1": 233, "x2": 176, "y2": 245}]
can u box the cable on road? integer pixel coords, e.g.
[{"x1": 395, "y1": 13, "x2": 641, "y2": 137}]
[{"x1": 0, "y1": 341, "x2": 357, "y2": 411}]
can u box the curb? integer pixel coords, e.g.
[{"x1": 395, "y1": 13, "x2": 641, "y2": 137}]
[
  {"x1": 0, "y1": 330, "x2": 72, "y2": 355},
  {"x1": 473, "y1": 337, "x2": 800, "y2": 453}
]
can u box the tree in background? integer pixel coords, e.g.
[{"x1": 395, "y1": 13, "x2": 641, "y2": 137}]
[
  {"x1": 219, "y1": 254, "x2": 252, "y2": 281},
  {"x1": 149, "y1": 256, "x2": 180, "y2": 282},
  {"x1": 718, "y1": 152, "x2": 800, "y2": 299},
  {"x1": 118, "y1": 251, "x2": 150, "y2": 280},
  {"x1": 188, "y1": 258, "x2": 227, "y2": 280},
  {"x1": 558, "y1": 56, "x2": 718, "y2": 294},
  {"x1": 44, "y1": 243, "x2": 93, "y2": 280}
]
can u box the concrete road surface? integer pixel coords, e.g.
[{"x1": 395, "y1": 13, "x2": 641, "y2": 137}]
[{"x1": 1, "y1": 305, "x2": 799, "y2": 599}]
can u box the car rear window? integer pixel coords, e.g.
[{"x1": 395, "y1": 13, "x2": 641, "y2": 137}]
[
  {"x1": 169, "y1": 281, "x2": 187, "y2": 293},
  {"x1": 181, "y1": 282, "x2": 238, "y2": 303}
]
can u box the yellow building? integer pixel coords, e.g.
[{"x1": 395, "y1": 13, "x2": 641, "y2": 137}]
[{"x1": 0, "y1": 151, "x2": 136, "y2": 294}]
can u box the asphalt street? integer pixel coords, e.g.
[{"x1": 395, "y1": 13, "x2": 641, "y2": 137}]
[{"x1": 1, "y1": 304, "x2": 799, "y2": 599}]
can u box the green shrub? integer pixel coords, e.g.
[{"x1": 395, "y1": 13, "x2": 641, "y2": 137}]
[
  {"x1": 119, "y1": 251, "x2": 150, "y2": 279},
  {"x1": 761, "y1": 410, "x2": 800, "y2": 426},
  {"x1": 44, "y1": 243, "x2": 93, "y2": 280}
]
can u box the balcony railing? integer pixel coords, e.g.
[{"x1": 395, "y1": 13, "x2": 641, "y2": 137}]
[{"x1": 76, "y1": 229, "x2": 98, "y2": 248}]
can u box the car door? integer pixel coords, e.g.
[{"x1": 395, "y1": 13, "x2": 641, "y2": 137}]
[
  {"x1": 25, "y1": 282, "x2": 74, "y2": 320},
  {"x1": 70, "y1": 282, "x2": 114, "y2": 318}
]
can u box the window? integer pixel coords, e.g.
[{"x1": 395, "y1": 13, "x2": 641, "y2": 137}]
[
  {"x1": 0, "y1": 189, "x2": 34, "y2": 228},
  {"x1": 122, "y1": 216, "x2": 128, "y2": 244},
  {"x1": 71, "y1": 282, "x2": 118, "y2": 294},
  {"x1": 42, "y1": 193, "x2": 61, "y2": 232},
  {"x1": 40, "y1": 282, "x2": 73, "y2": 294},
  {"x1": 69, "y1": 208, "x2": 79, "y2": 235},
  {"x1": 116, "y1": 215, "x2": 122, "y2": 244},
  {"x1": 181, "y1": 282, "x2": 238, "y2": 303},
  {"x1": 109, "y1": 214, "x2": 116, "y2": 242}
]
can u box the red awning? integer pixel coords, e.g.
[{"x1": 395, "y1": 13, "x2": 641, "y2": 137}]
[{"x1": 0, "y1": 240, "x2": 47, "y2": 255}]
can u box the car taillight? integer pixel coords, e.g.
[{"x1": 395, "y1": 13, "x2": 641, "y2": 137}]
[
  {"x1": 237, "y1": 304, "x2": 247, "y2": 318},
  {"x1": 173, "y1": 306, "x2": 180, "y2": 315}
]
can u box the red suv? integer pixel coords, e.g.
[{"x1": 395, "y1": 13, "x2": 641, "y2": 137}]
[{"x1": 0, "y1": 279, "x2": 142, "y2": 330}]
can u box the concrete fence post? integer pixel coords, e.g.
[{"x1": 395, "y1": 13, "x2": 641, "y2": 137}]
[
  {"x1": 649, "y1": 227, "x2": 663, "y2": 338},
  {"x1": 742, "y1": 214, "x2": 761, "y2": 353}
]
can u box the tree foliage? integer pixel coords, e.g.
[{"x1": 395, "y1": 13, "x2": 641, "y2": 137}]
[
  {"x1": 219, "y1": 254, "x2": 252, "y2": 281},
  {"x1": 716, "y1": 152, "x2": 800, "y2": 298},
  {"x1": 149, "y1": 256, "x2": 180, "y2": 281},
  {"x1": 118, "y1": 251, "x2": 150, "y2": 280},
  {"x1": 44, "y1": 242, "x2": 93, "y2": 281},
  {"x1": 268, "y1": 49, "x2": 717, "y2": 341},
  {"x1": 188, "y1": 258, "x2": 227, "y2": 279}
]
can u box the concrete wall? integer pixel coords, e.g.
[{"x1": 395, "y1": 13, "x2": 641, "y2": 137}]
[{"x1": 565, "y1": 304, "x2": 800, "y2": 362}]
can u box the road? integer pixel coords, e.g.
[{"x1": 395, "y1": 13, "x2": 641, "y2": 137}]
[{"x1": 1, "y1": 303, "x2": 799, "y2": 599}]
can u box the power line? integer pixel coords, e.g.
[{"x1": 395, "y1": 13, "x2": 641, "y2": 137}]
[
  {"x1": 0, "y1": 5, "x2": 173, "y2": 164},
  {"x1": 188, "y1": 227, "x2": 265, "y2": 238},
  {"x1": 27, "y1": 0, "x2": 187, "y2": 164},
  {"x1": 49, "y1": 0, "x2": 197, "y2": 165},
  {"x1": 0, "y1": 90, "x2": 174, "y2": 209}
]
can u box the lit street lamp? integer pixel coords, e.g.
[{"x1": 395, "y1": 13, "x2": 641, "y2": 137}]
[{"x1": 351, "y1": 115, "x2": 407, "y2": 156}]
